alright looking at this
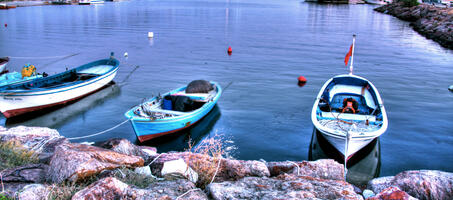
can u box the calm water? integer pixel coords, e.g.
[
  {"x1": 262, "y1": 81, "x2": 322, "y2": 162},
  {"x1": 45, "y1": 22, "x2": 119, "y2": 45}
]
[{"x1": 1, "y1": 0, "x2": 453, "y2": 177}]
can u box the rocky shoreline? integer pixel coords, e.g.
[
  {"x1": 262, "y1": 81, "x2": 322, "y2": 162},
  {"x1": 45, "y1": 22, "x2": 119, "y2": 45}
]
[
  {"x1": 1, "y1": 126, "x2": 452, "y2": 199},
  {"x1": 375, "y1": 2, "x2": 453, "y2": 50}
]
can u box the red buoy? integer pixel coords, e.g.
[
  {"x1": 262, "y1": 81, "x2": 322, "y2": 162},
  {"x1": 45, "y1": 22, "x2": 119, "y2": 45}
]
[
  {"x1": 4, "y1": 24, "x2": 7, "y2": 28},
  {"x1": 298, "y1": 76, "x2": 307, "y2": 83},
  {"x1": 227, "y1": 46, "x2": 232, "y2": 55}
]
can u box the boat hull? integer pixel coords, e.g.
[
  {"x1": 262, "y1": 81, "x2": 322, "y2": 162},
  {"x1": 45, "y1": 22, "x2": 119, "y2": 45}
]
[
  {"x1": 131, "y1": 100, "x2": 217, "y2": 143},
  {"x1": 0, "y1": 60, "x2": 119, "y2": 118},
  {"x1": 0, "y1": 57, "x2": 9, "y2": 73},
  {"x1": 0, "y1": 63, "x2": 6, "y2": 73},
  {"x1": 315, "y1": 127, "x2": 375, "y2": 158}
]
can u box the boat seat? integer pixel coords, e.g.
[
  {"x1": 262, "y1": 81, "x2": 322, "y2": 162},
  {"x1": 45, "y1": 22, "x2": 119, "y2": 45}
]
[
  {"x1": 319, "y1": 111, "x2": 376, "y2": 122},
  {"x1": 330, "y1": 93, "x2": 371, "y2": 114},
  {"x1": 78, "y1": 65, "x2": 113, "y2": 75},
  {"x1": 143, "y1": 109, "x2": 185, "y2": 116}
]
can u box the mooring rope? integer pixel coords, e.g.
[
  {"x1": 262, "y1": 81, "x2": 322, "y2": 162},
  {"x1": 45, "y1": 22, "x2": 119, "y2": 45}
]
[
  {"x1": 176, "y1": 188, "x2": 202, "y2": 200},
  {"x1": 67, "y1": 119, "x2": 130, "y2": 140},
  {"x1": 8, "y1": 54, "x2": 80, "y2": 60}
]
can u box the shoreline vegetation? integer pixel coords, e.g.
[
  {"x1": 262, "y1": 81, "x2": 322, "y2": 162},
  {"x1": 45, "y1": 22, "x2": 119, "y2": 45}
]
[
  {"x1": 1, "y1": 126, "x2": 453, "y2": 199},
  {"x1": 375, "y1": 1, "x2": 453, "y2": 50}
]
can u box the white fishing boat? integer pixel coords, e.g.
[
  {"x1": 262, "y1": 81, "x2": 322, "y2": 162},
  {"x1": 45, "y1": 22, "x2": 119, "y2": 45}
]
[
  {"x1": 0, "y1": 54, "x2": 119, "y2": 118},
  {"x1": 311, "y1": 35, "x2": 388, "y2": 160}
]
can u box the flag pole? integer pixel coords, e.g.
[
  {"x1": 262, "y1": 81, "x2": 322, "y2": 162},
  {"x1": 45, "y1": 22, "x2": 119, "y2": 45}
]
[{"x1": 349, "y1": 34, "x2": 356, "y2": 75}]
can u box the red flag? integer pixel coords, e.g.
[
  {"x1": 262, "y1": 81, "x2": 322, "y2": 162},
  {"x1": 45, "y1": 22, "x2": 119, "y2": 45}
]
[{"x1": 344, "y1": 44, "x2": 353, "y2": 66}]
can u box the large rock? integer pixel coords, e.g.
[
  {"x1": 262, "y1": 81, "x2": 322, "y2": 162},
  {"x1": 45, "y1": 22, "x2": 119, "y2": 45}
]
[
  {"x1": 367, "y1": 186, "x2": 417, "y2": 200},
  {"x1": 16, "y1": 184, "x2": 51, "y2": 200},
  {"x1": 0, "y1": 183, "x2": 29, "y2": 199},
  {"x1": 72, "y1": 177, "x2": 208, "y2": 200},
  {"x1": 367, "y1": 176, "x2": 395, "y2": 194},
  {"x1": 47, "y1": 143, "x2": 144, "y2": 183},
  {"x1": 368, "y1": 170, "x2": 453, "y2": 200},
  {"x1": 393, "y1": 170, "x2": 453, "y2": 200},
  {"x1": 97, "y1": 138, "x2": 157, "y2": 164},
  {"x1": 161, "y1": 159, "x2": 198, "y2": 183},
  {"x1": 1, "y1": 164, "x2": 48, "y2": 183},
  {"x1": 149, "y1": 152, "x2": 269, "y2": 182},
  {"x1": 207, "y1": 173, "x2": 363, "y2": 200},
  {"x1": 0, "y1": 126, "x2": 68, "y2": 163},
  {"x1": 266, "y1": 159, "x2": 344, "y2": 180}
]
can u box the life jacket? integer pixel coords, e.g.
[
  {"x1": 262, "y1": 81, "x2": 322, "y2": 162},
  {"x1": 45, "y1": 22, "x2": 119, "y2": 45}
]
[
  {"x1": 21, "y1": 64, "x2": 36, "y2": 78},
  {"x1": 341, "y1": 98, "x2": 359, "y2": 114}
]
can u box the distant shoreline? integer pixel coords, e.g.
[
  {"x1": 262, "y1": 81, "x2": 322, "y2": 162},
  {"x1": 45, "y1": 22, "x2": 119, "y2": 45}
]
[
  {"x1": 0, "y1": 0, "x2": 50, "y2": 8},
  {"x1": 375, "y1": 2, "x2": 453, "y2": 50}
]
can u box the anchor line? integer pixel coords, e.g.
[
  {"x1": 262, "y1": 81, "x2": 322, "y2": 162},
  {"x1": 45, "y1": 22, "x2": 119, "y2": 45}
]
[
  {"x1": 8, "y1": 53, "x2": 80, "y2": 60},
  {"x1": 67, "y1": 119, "x2": 130, "y2": 140}
]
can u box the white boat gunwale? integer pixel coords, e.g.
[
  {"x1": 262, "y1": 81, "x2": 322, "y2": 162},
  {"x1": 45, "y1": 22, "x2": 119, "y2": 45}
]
[{"x1": 125, "y1": 81, "x2": 222, "y2": 122}]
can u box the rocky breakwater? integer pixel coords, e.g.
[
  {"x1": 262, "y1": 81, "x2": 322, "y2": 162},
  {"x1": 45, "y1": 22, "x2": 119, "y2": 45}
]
[
  {"x1": 0, "y1": 126, "x2": 452, "y2": 199},
  {"x1": 375, "y1": 2, "x2": 453, "y2": 49}
]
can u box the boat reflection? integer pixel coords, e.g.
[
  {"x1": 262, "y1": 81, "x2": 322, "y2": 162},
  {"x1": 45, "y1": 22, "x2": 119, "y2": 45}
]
[
  {"x1": 309, "y1": 128, "x2": 381, "y2": 186},
  {"x1": 4, "y1": 82, "x2": 120, "y2": 128},
  {"x1": 140, "y1": 105, "x2": 221, "y2": 153}
]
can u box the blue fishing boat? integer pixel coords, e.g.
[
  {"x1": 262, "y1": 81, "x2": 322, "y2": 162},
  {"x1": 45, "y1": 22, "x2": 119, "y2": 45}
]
[
  {"x1": 0, "y1": 54, "x2": 119, "y2": 118},
  {"x1": 125, "y1": 80, "x2": 222, "y2": 142}
]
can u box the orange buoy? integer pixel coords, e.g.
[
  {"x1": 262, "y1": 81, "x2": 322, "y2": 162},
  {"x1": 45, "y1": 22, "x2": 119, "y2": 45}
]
[
  {"x1": 227, "y1": 46, "x2": 232, "y2": 55},
  {"x1": 297, "y1": 76, "x2": 307, "y2": 87},
  {"x1": 298, "y1": 76, "x2": 307, "y2": 83}
]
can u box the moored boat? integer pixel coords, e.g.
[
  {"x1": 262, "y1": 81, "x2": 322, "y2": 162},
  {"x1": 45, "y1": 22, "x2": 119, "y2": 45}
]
[
  {"x1": 0, "y1": 57, "x2": 9, "y2": 73},
  {"x1": 311, "y1": 35, "x2": 388, "y2": 160},
  {"x1": 364, "y1": 0, "x2": 389, "y2": 5},
  {"x1": 0, "y1": 54, "x2": 119, "y2": 118},
  {"x1": 125, "y1": 80, "x2": 222, "y2": 142},
  {"x1": 79, "y1": 0, "x2": 90, "y2": 5},
  {"x1": 0, "y1": 4, "x2": 17, "y2": 9},
  {"x1": 90, "y1": 0, "x2": 105, "y2": 4}
]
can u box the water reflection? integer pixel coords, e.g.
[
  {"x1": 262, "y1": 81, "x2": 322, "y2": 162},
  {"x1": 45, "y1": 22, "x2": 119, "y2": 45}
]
[
  {"x1": 309, "y1": 128, "x2": 380, "y2": 186},
  {"x1": 141, "y1": 105, "x2": 221, "y2": 153},
  {"x1": 4, "y1": 82, "x2": 120, "y2": 128}
]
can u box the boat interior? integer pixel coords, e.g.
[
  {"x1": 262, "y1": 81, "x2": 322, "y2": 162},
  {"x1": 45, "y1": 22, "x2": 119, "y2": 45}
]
[
  {"x1": 134, "y1": 84, "x2": 217, "y2": 119},
  {"x1": 0, "y1": 65, "x2": 114, "y2": 91},
  {"x1": 316, "y1": 77, "x2": 383, "y2": 128}
]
